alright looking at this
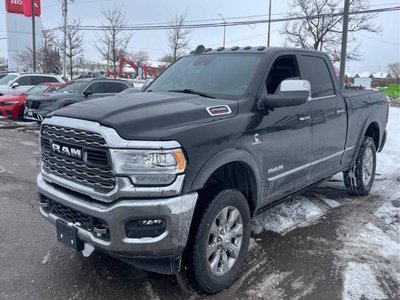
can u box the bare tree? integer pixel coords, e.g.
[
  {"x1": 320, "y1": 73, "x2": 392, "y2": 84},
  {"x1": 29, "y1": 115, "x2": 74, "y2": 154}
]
[
  {"x1": 95, "y1": 5, "x2": 132, "y2": 78},
  {"x1": 58, "y1": 19, "x2": 84, "y2": 79},
  {"x1": 159, "y1": 54, "x2": 174, "y2": 64},
  {"x1": 282, "y1": 0, "x2": 380, "y2": 62},
  {"x1": 17, "y1": 29, "x2": 61, "y2": 73},
  {"x1": 128, "y1": 50, "x2": 149, "y2": 65},
  {"x1": 168, "y1": 13, "x2": 191, "y2": 62},
  {"x1": 388, "y1": 62, "x2": 400, "y2": 83}
]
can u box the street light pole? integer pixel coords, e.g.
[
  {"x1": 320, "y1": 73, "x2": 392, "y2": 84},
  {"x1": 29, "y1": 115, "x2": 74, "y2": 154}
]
[
  {"x1": 267, "y1": 0, "x2": 272, "y2": 46},
  {"x1": 217, "y1": 14, "x2": 226, "y2": 48},
  {"x1": 339, "y1": 0, "x2": 350, "y2": 89},
  {"x1": 62, "y1": 0, "x2": 68, "y2": 78},
  {"x1": 31, "y1": 0, "x2": 36, "y2": 72}
]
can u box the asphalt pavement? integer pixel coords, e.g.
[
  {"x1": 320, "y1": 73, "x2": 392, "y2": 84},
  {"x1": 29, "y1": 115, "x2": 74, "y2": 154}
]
[{"x1": 0, "y1": 118, "x2": 398, "y2": 300}]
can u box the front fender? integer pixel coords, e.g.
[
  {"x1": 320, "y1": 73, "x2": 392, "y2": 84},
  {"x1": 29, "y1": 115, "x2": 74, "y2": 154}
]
[{"x1": 190, "y1": 148, "x2": 262, "y2": 209}]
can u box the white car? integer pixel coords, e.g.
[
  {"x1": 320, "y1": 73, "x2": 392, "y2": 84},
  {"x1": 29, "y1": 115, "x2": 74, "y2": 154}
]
[{"x1": 0, "y1": 73, "x2": 65, "y2": 96}]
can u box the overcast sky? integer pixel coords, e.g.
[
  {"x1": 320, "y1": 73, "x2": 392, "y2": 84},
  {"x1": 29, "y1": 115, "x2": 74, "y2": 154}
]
[{"x1": 1, "y1": 0, "x2": 399, "y2": 73}]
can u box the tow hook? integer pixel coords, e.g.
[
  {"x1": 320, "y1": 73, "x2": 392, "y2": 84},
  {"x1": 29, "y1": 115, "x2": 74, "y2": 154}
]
[{"x1": 82, "y1": 243, "x2": 95, "y2": 257}]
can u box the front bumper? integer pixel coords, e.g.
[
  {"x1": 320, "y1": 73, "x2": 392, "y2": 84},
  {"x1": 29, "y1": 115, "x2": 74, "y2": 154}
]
[
  {"x1": 0, "y1": 104, "x2": 20, "y2": 119},
  {"x1": 24, "y1": 108, "x2": 50, "y2": 121},
  {"x1": 37, "y1": 173, "x2": 198, "y2": 259}
]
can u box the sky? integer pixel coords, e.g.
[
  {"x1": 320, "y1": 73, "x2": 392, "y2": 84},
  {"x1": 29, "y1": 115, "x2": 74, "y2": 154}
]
[{"x1": 1, "y1": 0, "x2": 399, "y2": 73}]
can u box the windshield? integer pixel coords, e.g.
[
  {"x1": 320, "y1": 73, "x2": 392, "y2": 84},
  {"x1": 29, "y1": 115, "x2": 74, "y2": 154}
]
[
  {"x1": 147, "y1": 54, "x2": 262, "y2": 99},
  {"x1": 0, "y1": 74, "x2": 18, "y2": 85},
  {"x1": 56, "y1": 81, "x2": 89, "y2": 94},
  {"x1": 26, "y1": 84, "x2": 49, "y2": 95}
]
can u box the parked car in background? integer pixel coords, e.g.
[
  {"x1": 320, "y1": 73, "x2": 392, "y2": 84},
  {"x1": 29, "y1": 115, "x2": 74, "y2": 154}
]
[
  {"x1": 25, "y1": 78, "x2": 131, "y2": 121},
  {"x1": 0, "y1": 83, "x2": 63, "y2": 120},
  {"x1": 0, "y1": 73, "x2": 65, "y2": 96},
  {"x1": 117, "y1": 87, "x2": 141, "y2": 95}
]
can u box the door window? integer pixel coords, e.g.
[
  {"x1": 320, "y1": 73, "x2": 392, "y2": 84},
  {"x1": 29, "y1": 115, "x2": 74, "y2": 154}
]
[
  {"x1": 300, "y1": 55, "x2": 335, "y2": 98},
  {"x1": 104, "y1": 82, "x2": 128, "y2": 93},
  {"x1": 32, "y1": 76, "x2": 58, "y2": 85},
  {"x1": 85, "y1": 82, "x2": 105, "y2": 94},
  {"x1": 266, "y1": 55, "x2": 300, "y2": 94},
  {"x1": 15, "y1": 76, "x2": 33, "y2": 86}
]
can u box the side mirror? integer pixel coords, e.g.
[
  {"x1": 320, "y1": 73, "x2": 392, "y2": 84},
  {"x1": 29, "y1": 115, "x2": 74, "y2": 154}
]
[
  {"x1": 83, "y1": 89, "x2": 93, "y2": 97},
  {"x1": 11, "y1": 82, "x2": 19, "y2": 89},
  {"x1": 261, "y1": 79, "x2": 311, "y2": 110}
]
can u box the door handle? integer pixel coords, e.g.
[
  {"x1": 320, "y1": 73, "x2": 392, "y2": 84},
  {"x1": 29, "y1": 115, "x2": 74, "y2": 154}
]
[
  {"x1": 299, "y1": 116, "x2": 311, "y2": 121},
  {"x1": 336, "y1": 109, "x2": 345, "y2": 114}
]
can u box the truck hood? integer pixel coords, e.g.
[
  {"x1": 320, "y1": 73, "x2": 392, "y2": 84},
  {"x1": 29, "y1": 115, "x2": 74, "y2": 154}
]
[{"x1": 50, "y1": 92, "x2": 238, "y2": 140}]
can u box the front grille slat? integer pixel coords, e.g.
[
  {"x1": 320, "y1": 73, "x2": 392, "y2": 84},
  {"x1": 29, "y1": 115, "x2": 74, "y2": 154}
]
[{"x1": 41, "y1": 124, "x2": 115, "y2": 193}]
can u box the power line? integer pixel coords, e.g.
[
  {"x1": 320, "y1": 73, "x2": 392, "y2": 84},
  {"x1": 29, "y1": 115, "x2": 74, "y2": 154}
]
[
  {"x1": 62, "y1": 6, "x2": 400, "y2": 32},
  {"x1": 356, "y1": 32, "x2": 400, "y2": 46}
]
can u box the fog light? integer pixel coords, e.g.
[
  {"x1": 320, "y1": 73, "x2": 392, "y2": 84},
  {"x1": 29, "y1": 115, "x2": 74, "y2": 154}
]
[{"x1": 125, "y1": 219, "x2": 166, "y2": 238}]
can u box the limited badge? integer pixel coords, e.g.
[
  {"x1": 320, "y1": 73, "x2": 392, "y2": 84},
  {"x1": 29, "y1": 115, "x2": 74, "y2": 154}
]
[{"x1": 206, "y1": 105, "x2": 232, "y2": 116}]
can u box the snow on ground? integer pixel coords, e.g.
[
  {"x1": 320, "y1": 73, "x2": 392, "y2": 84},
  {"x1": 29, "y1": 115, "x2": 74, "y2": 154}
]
[{"x1": 252, "y1": 107, "x2": 400, "y2": 299}]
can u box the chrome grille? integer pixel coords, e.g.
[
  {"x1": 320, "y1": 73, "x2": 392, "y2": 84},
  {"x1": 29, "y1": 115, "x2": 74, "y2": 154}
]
[
  {"x1": 42, "y1": 124, "x2": 107, "y2": 147},
  {"x1": 41, "y1": 124, "x2": 115, "y2": 193}
]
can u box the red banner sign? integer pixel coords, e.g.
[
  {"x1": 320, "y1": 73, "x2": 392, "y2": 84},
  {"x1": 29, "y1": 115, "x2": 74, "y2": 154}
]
[{"x1": 5, "y1": 0, "x2": 41, "y2": 17}]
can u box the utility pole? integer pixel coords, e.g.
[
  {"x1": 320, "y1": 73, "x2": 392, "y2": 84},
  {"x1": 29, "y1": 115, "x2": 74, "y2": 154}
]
[
  {"x1": 319, "y1": 14, "x2": 325, "y2": 51},
  {"x1": 62, "y1": 0, "x2": 68, "y2": 78},
  {"x1": 217, "y1": 14, "x2": 226, "y2": 47},
  {"x1": 267, "y1": 0, "x2": 272, "y2": 46},
  {"x1": 339, "y1": 0, "x2": 350, "y2": 89},
  {"x1": 31, "y1": 0, "x2": 36, "y2": 72}
]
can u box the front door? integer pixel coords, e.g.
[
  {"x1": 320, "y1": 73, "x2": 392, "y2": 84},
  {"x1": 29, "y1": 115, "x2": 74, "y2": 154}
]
[{"x1": 259, "y1": 54, "x2": 313, "y2": 204}]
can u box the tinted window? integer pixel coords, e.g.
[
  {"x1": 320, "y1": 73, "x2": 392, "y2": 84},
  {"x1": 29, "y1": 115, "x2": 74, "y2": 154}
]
[
  {"x1": 301, "y1": 56, "x2": 335, "y2": 98},
  {"x1": 266, "y1": 55, "x2": 300, "y2": 94},
  {"x1": 148, "y1": 54, "x2": 262, "y2": 100},
  {"x1": 57, "y1": 81, "x2": 89, "y2": 94},
  {"x1": 86, "y1": 82, "x2": 105, "y2": 94},
  {"x1": 32, "y1": 76, "x2": 57, "y2": 85},
  {"x1": 16, "y1": 76, "x2": 33, "y2": 85},
  {"x1": 104, "y1": 82, "x2": 128, "y2": 93}
]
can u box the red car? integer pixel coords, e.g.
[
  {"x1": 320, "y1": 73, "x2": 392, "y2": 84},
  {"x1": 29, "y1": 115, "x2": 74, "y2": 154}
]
[{"x1": 0, "y1": 82, "x2": 63, "y2": 120}]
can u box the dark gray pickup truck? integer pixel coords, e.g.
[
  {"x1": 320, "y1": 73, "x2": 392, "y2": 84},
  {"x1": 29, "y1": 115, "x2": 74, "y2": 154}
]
[{"x1": 37, "y1": 46, "x2": 388, "y2": 293}]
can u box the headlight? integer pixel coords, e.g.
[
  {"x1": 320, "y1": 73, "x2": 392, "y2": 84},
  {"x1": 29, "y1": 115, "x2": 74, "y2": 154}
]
[
  {"x1": 110, "y1": 149, "x2": 186, "y2": 186},
  {"x1": 1, "y1": 101, "x2": 19, "y2": 106}
]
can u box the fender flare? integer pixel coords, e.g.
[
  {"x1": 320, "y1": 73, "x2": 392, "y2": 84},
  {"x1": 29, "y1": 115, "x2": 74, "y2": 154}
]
[
  {"x1": 190, "y1": 148, "x2": 262, "y2": 210},
  {"x1": 352, "y1": 118, "x2": 380, "y2": 163}
]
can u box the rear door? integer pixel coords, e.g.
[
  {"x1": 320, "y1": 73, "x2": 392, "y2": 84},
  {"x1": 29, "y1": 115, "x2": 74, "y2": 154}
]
[
  {"x1": 83, "y1": 82, "x2": 108, "y2": 99},
  {"x1": 298, "y1": 54, "x2": 347, "y2": 181},
  {"x1": 103, "y1": 82, "x2": 129, "y2": 95},
  {"x1": 260, "y1": 54, "x2": 313, "y2": 203}
]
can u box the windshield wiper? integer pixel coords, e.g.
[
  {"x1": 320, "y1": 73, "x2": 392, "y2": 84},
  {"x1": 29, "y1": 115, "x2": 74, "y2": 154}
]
[{"x1": 168, "y1": 89, "x2": 215, "y2": 99}]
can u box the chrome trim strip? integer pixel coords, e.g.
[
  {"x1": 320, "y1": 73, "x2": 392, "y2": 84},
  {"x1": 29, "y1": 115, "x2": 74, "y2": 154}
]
[
  {"x1": 311, "y1": 151, "x2": 343, "y2": 166},
  {"x1": 42, "y1": 116, "x2": 181, "y2": 149},
  {"x1": 268, "y1": 148, "x2": 353, "y2": 182},
  {"x1": 267, "y1": 163, "x2": 310, "y2": 181},
  {"x1": 308, "y1": 95, "x2": 336, "y2": 101}
]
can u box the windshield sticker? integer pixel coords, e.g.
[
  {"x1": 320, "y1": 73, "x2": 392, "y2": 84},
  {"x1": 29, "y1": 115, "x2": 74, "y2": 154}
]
[{"x1": 206, "y1": 105, "x2": 232, "y2": 116}]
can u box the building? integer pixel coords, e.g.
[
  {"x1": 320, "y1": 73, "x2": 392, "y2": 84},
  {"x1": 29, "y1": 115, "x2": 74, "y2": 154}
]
[{"x1": 0, "y1": 0, "x2": 42, "y2": 71}]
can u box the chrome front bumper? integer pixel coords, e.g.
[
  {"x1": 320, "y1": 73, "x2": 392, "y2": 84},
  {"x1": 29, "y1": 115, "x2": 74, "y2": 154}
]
[{"x1": 38, "y1": 173, "x2": 198, "y2": 257}]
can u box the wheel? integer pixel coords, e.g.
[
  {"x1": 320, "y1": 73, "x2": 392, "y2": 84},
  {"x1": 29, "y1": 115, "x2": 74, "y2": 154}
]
[
  {"x1": 343, "y1": 136, "x2": 376, "y2": 196},
  {"x1": 18, "y1": 107, "x2": 26, "y2": 121},
  {"x1": 186, "y1": 189, "x2": 251, "y2": 294}
]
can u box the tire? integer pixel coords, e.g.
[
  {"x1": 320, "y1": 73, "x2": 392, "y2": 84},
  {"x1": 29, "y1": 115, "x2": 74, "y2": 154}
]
[
  {"x1": 185, "y1": 189, "x2": 251, "y2": 294},
  {"x1": 343, "y1": 136, "x2": 376, "y2": 196},
  {"x1": 18, "y1": 107, "x2": 26, "y2": 121}
]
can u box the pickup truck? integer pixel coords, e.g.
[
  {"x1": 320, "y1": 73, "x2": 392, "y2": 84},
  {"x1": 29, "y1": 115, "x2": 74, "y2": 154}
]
[{"x1": 37, "y1": 46, "x2": 388, "y2": 293}]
